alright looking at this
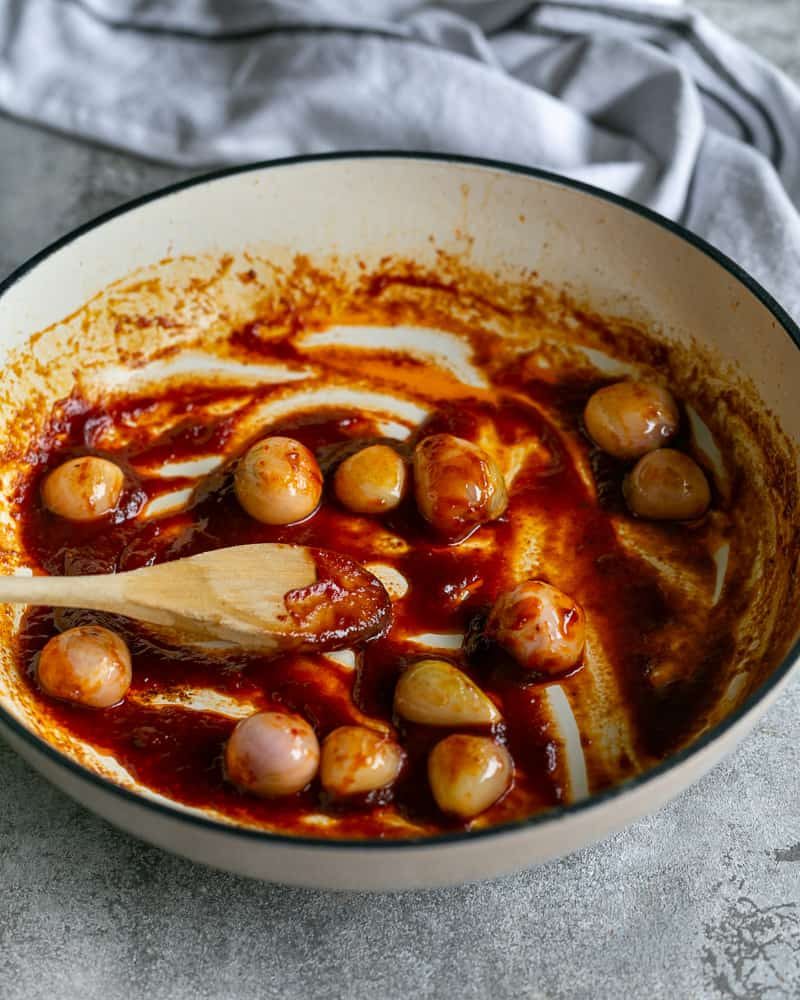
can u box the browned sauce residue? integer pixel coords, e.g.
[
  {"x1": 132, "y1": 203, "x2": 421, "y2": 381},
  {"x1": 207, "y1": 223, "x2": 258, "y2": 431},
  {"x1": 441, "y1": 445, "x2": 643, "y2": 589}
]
[{"x1": 3, "y1": 252, "x2": 798, "y2": 840}]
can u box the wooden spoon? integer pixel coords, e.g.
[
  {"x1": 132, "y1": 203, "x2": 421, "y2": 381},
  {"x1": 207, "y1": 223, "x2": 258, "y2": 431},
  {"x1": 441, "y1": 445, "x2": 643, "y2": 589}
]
[{"x1": 0, "y1": 544, "x2": 392, "y2": 653}]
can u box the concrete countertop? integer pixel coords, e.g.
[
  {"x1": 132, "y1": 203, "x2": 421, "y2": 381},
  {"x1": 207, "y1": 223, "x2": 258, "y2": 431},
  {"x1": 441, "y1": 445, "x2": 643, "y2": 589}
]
[{"x1": 1, "y1": 4, "x2": 798, "y2": 998}]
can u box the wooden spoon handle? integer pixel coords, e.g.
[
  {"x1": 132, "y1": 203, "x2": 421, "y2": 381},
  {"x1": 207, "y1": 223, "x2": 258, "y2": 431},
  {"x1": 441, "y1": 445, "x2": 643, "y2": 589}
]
[
  {"x1": 0, "y1": 569, "x2": 256, "y2": 637},
  {"x1": 0, "y1": 572, "x2": 128, "y2": 615}
]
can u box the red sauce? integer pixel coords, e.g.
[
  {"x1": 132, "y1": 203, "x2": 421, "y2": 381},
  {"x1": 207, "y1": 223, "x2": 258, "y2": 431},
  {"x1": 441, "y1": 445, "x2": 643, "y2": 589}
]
[{"x1": 10, "y1": 301, "x2": 730, "y2": 839}]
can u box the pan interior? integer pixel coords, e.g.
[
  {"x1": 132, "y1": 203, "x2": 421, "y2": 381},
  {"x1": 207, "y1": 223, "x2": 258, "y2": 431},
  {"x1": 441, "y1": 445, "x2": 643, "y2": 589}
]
[{"x1": 0, "y1": 244, "x2": 797, "y2": 840}]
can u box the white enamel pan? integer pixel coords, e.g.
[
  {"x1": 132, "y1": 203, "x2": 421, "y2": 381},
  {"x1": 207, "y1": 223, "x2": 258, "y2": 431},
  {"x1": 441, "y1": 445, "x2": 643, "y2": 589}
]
[{"x1": 0, "y1": 154, "x2": 797, "y2": 890}]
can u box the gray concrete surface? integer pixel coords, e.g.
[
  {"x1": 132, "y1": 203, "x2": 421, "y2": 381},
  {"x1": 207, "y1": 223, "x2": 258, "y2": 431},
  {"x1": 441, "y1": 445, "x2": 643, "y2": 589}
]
[{"x1": 1, "y1": 4, "x2": 799, "y2": 999}]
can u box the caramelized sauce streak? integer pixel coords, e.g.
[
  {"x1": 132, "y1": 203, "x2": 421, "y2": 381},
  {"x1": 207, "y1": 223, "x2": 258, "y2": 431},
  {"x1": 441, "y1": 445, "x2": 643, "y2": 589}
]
[{"x1": 13, "y1": 317, "x2": 724, "y2": 838}]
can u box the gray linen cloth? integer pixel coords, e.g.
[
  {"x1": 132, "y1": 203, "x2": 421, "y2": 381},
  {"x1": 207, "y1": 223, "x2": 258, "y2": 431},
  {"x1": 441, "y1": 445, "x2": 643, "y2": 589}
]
[{"x1": 1, "y1": 0, "x2": 799, "y2": 318}]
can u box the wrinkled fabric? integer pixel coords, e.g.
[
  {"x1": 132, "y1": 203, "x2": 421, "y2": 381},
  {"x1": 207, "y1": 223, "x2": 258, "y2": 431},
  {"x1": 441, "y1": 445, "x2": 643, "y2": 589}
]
[{"x1": 1, "y1": 0, "x2": 799, "y2": 315}]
